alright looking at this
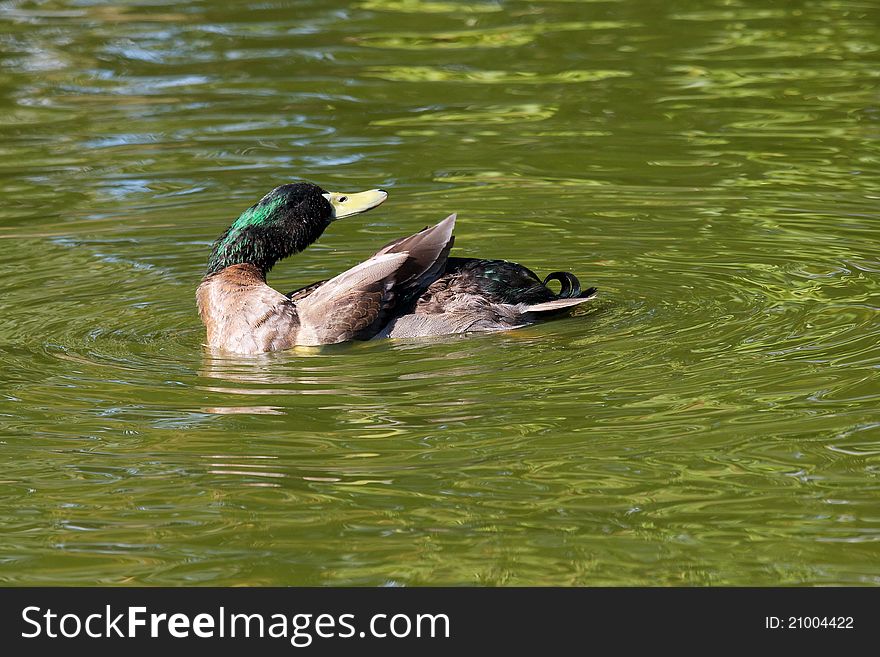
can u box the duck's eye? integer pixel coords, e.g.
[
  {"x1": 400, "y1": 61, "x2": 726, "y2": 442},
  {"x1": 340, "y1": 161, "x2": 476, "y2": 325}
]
[{"x1": 338, "y1": 196, "x2": 348, "y2": 203}]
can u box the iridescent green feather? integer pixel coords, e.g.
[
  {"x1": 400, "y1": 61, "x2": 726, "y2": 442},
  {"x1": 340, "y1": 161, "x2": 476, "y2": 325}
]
[
  {"x1": 207, "y1": 196, "x2": 285, "y2": 273},
  {"x1": 219, "y1": 196, "x2": 285, "y2": 249}
]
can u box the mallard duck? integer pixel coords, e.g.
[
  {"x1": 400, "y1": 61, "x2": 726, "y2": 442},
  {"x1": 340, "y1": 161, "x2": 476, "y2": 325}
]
[{"x1": 197, "y1": 182, "x2": 596, "y2": 354}]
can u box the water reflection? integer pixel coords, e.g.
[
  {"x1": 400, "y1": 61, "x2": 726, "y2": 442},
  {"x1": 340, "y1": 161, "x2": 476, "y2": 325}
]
[
  {"x1": 365, "y1": 66, "x2": 631, "y2": 84},
  {"x1": 351, "y1": 22, "x2": 622, "y2": 50}
]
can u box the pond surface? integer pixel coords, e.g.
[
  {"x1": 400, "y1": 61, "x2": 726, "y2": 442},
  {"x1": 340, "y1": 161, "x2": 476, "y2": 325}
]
[{"x1": 1, "y1": 0, "x2": 879, "y2": 585}]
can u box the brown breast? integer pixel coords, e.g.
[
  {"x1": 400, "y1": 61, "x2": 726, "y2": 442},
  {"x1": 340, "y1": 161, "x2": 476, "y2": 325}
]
[{"x1": 196, "y1": 264, "x2": 301, "y2": 355}]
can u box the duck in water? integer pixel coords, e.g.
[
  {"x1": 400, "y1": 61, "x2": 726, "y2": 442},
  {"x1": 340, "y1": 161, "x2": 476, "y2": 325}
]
[{"x1": 197, "y1": 182, "x2": 596, "y2": 354}]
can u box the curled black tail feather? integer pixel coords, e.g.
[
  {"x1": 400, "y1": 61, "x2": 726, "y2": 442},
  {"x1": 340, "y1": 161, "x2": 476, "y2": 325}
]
[{"x1": 542, "y1": 271, "x2": 582, "y2": 298}]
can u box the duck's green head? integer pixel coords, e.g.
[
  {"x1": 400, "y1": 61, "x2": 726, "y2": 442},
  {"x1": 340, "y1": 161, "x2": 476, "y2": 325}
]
[{"x1": 206, "y1": 182, "x2": 387, "y2": 275}]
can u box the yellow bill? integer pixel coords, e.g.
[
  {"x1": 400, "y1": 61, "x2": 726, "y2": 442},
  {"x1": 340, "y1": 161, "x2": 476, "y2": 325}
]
[{"x1": 322, "y1": 189, "x2": 388, "y2": 220}]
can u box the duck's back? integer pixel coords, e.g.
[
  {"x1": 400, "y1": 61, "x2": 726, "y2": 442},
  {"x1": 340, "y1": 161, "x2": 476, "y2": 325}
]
[
  {"x1": 417, "y1": 258, "x2": 559, "y2": 309},
  {"x1": 375, "y1": 257, "x2": 596, "y2": 339}
]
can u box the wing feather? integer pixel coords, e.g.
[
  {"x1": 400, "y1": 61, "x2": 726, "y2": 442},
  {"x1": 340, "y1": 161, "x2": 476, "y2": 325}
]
[{"x1": 294, "y1": 216, "x2": 456, "y2": 344}]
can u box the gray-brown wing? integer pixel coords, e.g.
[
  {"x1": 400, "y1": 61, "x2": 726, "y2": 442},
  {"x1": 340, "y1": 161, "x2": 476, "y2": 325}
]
[
  {"x1": 294, "y1": 216, "x2": 456, "y2": 344},
  {"x1": 374, "y1": 214, "x2": 455, "y2": 303},
  {"x1": 286, "y1": 280, "x2": 326, "y2": 302},
  {"x1": 292, "y1": 252, "x2": 407, "y2": 344}
]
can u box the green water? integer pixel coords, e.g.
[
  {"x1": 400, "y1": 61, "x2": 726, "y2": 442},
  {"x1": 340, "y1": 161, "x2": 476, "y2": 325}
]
[{"x1": 1, "y1": 0, "x2": 879, "y2": 586}]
